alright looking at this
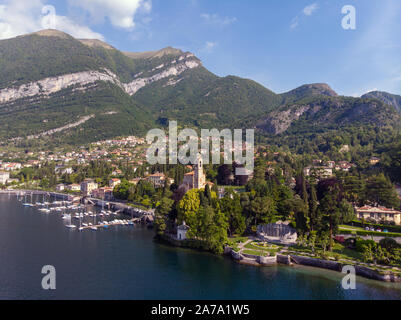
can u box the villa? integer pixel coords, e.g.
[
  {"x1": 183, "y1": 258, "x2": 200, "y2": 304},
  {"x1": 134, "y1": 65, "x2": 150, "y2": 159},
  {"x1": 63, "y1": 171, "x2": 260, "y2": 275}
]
[
  {"x1": 146, "y1": 172, "x2": 167, "y2": 188},
  {"x1": 356, "y1": 206, "x2": 401, "y2": 225}
]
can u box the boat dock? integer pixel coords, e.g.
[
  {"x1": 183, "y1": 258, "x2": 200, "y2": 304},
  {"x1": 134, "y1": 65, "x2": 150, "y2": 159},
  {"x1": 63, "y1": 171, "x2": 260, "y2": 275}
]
[
  {"x1": 77, "y1": 218, "x2": 140, "y2": 231},
  {"x1": 0, "y1": 190, "x2": 80, "y2": 202}
]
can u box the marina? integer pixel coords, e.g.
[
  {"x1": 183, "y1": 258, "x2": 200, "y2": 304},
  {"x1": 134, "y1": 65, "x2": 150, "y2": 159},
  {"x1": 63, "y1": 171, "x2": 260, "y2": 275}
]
[{"x1": 0, "y1": 190, "x2": 152, "y2": 232}]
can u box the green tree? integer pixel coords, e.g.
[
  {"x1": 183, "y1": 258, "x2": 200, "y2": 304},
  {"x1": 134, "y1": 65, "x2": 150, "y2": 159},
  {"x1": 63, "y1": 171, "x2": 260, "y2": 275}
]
[
  {"x1": 113, "y1": 180, "x2": 133, "y2": 200},
  {"x1": 220, "y1": 191, "x2": 246, "y2": 236},
  {"x1": 366, "y1": 174, "x2": 400, "y2": 208},
  {"x1": 155, "y1": 197, "x2": 174, "y2": 236},
  {"x1": 308, "y1": 184, "x2": 319, "y2": 231},
  {"x1": 178, "y1": 189, "x2": 201, "y2": 224}
]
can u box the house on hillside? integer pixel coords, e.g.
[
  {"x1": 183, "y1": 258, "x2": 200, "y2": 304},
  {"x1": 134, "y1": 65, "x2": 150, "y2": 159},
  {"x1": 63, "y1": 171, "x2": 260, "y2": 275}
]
[
  {"x1": 146, "y1": 172, "x2": 167, "y2": 188},
  {"x1": 356, "y1": 206, "x2": 401, "y2": 225},
  {"x1": 109, "y1": 178, "x2": 121, "y2": 188},
  {"x1": 80, "y1": 179, "x2": 98, "y2": 196},
  {"x1": 0, "y1": 171, "x2": 10, "y2": 184}
]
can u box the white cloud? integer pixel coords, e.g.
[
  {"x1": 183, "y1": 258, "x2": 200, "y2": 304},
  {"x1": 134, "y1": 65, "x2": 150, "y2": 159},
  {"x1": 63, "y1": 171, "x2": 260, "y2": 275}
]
[
  {"x1": 201, "y1": 13, "x2": 237, "y2": 26},
  {"x1": 290, "y1": 18, "x2": 299, "y2": 30},
  {"x1": 0, "y1": 0, "x2": 103, "y2": 40},
  {"x1": 303, "y1": 3, "x2": 319, "y2": 16},
  {"x1": 69, "y1": 0, "x2": 152, "y2": 30},
  {"x1": 54, "y1": 16, "x2": 104, "y2": 40},
  {"x1": 350, "y1": 88, "x2": 378, "y2": 98},
  {"x1": 201, "y1": 41, "x2": 217, "y2": 53},
  {"x1": 290, "y1": 3, "x2": 319, "y2": 30}
]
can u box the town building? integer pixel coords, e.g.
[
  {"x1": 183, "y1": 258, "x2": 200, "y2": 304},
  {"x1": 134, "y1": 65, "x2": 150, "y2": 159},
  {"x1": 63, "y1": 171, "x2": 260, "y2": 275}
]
[
  {"x1": 67, "y1": 184, "x2": 81, "y2": 192},
  {"x1": 129, "y1": 178, "x2": 142, "y2": 186},
  {"x1": 2, "y1": 163, "x2": 21, "y2": 171},
  {"x1": 109, "y1": 178, "x2": 121, "y2": 188},
  {"x1": 146, "y1": 172, "x2": 167, "y2": 188},
  {"x1": 356, "y1": 206, "x2": 401, "y2": 225},
  {"x1": 370, "y1": 157, "x2": 381, "y2": 166},
  {"x1": 180, "y1": 155, "x2": 206, "y2": 191},
  {"x1": 91, "y1": 187, "x2": 114, "y2": 200},
  {"x1": 80, "y1": 179, "x2": 99, "y2": 196},
  {"x1": 303, "y1": 166, "x2": 333, "y2": 179},
  {"x1": 0, "y1": 171, "x2": 10, "y2": 184},
  {"x1": 56, "y1": 184, "x2": 65, "y2": 192}
]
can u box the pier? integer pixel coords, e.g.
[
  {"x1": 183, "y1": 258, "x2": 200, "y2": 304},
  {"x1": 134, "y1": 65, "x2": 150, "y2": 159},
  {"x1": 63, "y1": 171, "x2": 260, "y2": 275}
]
[
  {"x1": 77, "y1": 218, "x2": 140, "y2": 230},
  {"x1": 0, "y1": 189, "x2": 80, "y2": 202}
]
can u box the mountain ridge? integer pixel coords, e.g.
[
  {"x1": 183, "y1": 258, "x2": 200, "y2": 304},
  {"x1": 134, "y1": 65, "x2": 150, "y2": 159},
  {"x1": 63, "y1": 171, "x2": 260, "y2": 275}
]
[
  {"x1": 362, "y1": 91, "x2": 401, "y2": 115},
  {"x1": 0, "y1": 29, "x2": 399, "y2": 147}
]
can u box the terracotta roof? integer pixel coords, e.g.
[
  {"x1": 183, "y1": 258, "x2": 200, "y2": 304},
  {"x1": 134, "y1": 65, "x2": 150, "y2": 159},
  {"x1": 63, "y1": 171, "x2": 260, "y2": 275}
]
[
  {"x1": 356, "y1": 206, "x2": 401, "y2": 215},
  {"x1": 149, "y1": 172, "x2": 165, "y2": 176}
]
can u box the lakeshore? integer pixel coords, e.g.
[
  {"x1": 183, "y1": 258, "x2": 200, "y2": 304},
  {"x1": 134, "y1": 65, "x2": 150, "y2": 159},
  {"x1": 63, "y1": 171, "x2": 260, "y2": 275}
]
[
  {"x1": 159, "y1": 233, "x2": 401, "y2": 283},
  {"x1": 1, "y1": 194, "x2": 401, "y2": 300},
  {"x1": 3, "y1": 189, "x2": 401, "y2": 285}
]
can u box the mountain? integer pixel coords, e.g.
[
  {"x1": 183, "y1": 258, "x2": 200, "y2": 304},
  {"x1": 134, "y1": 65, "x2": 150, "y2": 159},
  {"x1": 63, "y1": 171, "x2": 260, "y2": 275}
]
[
  {"x1": 0, "y1": 29, "x2": 399, "y2": 148},
  {"x1": 362, "y1": 91, "x2": 401, "y2": 115},
  {"x1": 280, "y1": 83, "x2": 338, "y2": 104},
  {"x1": 0, "y1": 30, "x2": 204, "y2": 145},
  {"x1": 256, "y1": 95, "x2": 400, "y2": 135},
  {"x1": 0, "y1": 29, "x2": 283, "y2": 144}
]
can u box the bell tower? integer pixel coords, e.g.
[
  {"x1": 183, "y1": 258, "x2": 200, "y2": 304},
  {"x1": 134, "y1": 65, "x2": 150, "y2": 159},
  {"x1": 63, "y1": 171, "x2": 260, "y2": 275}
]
[{"x1": 194, "y1": 154, "x2": 206, "y2": 189}]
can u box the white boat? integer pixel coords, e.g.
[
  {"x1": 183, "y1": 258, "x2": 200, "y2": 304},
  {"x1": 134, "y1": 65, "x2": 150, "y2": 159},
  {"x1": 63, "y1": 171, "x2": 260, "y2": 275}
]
[
  {"x1": 90, "y1": 226, "x2": 98, "y2": 231},
  {"x1": 66, "y1": 224, "x2": 76, "y2": 229}
]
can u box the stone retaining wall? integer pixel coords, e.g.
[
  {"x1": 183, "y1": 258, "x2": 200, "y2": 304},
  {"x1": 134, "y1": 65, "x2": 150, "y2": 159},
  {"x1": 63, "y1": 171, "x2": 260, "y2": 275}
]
[
  {"x1": 231, "y1": 250, "x2": 243, "y2": 261},
  {"x1": 289, "y1": 255, "x2": 342, "y2": 272},
  {"x1": 257, "y1": 255, "x2": 277, "y2": 265},
  {"x1": 277, "y1": 254, "x2": 291, "y2": 265}
]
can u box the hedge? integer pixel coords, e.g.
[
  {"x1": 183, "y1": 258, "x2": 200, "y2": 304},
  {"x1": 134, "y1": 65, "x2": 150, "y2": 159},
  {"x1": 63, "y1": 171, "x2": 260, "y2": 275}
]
[
  {"x1": 348, "y1": 220, "x2": 401, "y2": 234},
  {"x1": 339, "y1": 229, "x2": 401, "y2": 238}
]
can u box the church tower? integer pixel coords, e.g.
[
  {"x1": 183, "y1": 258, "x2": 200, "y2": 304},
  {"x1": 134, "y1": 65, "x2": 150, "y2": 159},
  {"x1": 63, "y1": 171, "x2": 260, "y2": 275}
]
[{"x1": 194, "y1": 154, "x2": 206, "y2": 189}]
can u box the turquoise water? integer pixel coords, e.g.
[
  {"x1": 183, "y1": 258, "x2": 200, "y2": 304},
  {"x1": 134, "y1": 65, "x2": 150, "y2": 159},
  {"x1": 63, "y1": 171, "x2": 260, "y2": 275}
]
[{"x1": 0, "y1": 194, "x2": 400, "y2": 300}]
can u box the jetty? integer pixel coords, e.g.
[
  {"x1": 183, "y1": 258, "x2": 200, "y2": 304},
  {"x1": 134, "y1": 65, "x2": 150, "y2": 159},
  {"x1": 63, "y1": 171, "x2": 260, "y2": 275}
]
[{"x1": 0, "y1": 189, "x2": 80, "y2": 202}]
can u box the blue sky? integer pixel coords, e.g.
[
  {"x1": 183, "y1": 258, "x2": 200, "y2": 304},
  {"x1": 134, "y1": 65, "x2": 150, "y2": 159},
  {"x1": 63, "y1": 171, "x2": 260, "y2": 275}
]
[{"x1": 0, "y1": 0, "x2": 400, "y2": 96}]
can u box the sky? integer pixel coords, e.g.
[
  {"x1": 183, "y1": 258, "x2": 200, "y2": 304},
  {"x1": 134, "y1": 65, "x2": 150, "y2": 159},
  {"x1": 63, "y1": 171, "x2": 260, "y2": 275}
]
[{"x1": 0, "y1": 0, "x2": 400, "y2": 97}]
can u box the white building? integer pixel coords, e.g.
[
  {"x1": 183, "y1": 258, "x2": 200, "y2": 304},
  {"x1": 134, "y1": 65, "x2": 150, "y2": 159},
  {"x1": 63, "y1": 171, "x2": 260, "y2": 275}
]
[
  {"x1": 68, "y1": 184, "x2": 81, "y2": 192},
  {"x1": 0, "y1": 171, "x2": 10, "y2": 184},
  {"x1": 177, "y1": 222, "x2": 190, "y2": 241},
  {"x1": 56, "y1": 184, "x2": 65, "y2": 192},
  {"x1": 80, "y1": 179, "x2": 98, "y2": 196}
]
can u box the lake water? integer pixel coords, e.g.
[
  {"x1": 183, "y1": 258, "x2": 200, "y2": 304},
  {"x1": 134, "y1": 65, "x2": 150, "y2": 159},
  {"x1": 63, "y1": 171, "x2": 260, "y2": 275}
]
[{"x1": 0, "y1": 194, "x2": 400, "y2": 300}]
